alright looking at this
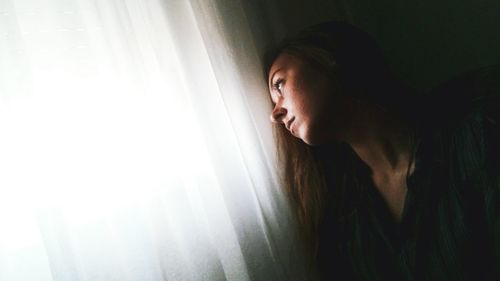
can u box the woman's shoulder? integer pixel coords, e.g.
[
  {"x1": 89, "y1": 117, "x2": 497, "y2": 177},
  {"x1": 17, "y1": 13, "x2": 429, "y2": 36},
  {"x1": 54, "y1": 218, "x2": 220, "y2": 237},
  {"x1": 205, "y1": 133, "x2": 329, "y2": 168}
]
[
  {"x1": 446, "y1": 106, "x2": 499, "y2": 182},
  {"x1": 413, "y1": 63, "x2": 500, "y2": 181},
  {"x1": 417, "y1": 63, "x2": 500, "y2": 128}
]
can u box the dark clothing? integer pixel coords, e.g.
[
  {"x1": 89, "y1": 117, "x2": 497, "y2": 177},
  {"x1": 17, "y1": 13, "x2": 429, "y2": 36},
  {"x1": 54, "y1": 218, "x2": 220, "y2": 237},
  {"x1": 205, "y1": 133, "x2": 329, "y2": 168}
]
[{"x1": 317, "y1": 64, "x2": 500, "y2": 281}]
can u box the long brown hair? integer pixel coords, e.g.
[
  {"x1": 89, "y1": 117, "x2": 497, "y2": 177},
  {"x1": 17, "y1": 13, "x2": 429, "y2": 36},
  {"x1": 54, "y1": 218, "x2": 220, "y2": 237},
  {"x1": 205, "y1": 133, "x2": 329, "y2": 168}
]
[
  {"x1": 264, "y1": 21, "x2": 418, "y2": 274},
  {"x1": 273, "y1": 122, "x2": 328, "y2": 269}
]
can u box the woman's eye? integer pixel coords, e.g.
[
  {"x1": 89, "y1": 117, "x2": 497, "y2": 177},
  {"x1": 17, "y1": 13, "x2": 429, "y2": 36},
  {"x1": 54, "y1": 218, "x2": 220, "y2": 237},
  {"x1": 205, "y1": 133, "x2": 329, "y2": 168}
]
[{"x1": 273, "y1": 79, "x2": 284, "y2": 94}]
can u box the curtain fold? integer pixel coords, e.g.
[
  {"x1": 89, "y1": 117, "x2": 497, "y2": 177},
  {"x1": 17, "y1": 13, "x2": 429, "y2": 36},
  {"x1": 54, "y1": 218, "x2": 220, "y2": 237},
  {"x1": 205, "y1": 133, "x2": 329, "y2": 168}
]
[
  {"x1": 0, "y1": 0, "x2": 307, "y2": 280},
  {"x1": 183, "y1": 1, "x2": 310, "y2": 279}
]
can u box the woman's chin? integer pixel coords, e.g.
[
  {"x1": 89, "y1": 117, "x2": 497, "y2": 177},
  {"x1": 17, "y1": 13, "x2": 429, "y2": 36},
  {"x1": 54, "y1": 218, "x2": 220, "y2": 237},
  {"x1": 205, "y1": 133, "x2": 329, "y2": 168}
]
[
  {"x1": 294, "y1": 126, "x2": 326, "y2": 146},
  {"x1": 297, "y1": 129, "x2": 316, "y2": 146},
  {"x1": 300, "y1": 130, "x2": 335, "y2": 146},
  {"x1": 302, "y1": 136, "x2": 319, "y2": 146}
]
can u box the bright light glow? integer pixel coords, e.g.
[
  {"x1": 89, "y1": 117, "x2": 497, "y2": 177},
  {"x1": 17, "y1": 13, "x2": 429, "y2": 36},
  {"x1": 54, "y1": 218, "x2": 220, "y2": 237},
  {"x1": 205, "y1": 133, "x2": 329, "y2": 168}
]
[
  {"x1": 0, "y1": 1, "x2": 278, "y2": 280},
  {"x1": 0, "y1": 0, "x2": 217, "y2": 255}
]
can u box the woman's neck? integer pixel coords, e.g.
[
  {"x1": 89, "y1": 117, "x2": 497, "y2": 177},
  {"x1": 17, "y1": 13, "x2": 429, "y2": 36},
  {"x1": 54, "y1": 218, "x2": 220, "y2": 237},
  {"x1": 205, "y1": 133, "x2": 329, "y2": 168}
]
[
  {"x1": 341, "y1": 100, "x2": 416, "y2": 179},
  {"x1": 330, "y1": 98, "x2": 417, "y2": 222}
]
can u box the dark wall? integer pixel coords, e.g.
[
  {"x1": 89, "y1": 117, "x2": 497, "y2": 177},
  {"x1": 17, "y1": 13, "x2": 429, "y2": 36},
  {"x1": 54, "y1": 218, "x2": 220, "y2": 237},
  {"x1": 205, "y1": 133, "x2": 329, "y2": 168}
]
[{"x1": 260, "y1": 0, "x2": 500, "y2": 93}]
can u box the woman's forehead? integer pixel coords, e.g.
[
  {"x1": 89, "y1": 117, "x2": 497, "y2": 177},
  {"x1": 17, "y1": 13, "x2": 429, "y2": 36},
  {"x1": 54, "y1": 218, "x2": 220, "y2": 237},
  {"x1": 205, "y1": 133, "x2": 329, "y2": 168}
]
[
  {"x1": 268, "y1": 53, "x2": 303, "y2": 81},
  {"x1": 270, "y1": 53, "x2": 296, "y2": 71}
]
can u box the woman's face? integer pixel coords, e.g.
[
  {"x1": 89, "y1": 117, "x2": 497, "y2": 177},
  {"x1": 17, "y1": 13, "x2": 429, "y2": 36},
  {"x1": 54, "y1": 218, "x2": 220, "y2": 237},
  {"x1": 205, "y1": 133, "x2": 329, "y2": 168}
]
[{"x1": 268, "y1": 52, "x2": 350, "y2": 145}]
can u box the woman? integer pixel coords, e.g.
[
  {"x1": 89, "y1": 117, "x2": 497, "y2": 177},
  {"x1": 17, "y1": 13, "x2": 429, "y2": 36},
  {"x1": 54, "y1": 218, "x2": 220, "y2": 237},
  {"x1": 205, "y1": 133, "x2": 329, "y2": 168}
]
[{"x1": 264, "y1": 21, "x2": 500, "y2": 281}]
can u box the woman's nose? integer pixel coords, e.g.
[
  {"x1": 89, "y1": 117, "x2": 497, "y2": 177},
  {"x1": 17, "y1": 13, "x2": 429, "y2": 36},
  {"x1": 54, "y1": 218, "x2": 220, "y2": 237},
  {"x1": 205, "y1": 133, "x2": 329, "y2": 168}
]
[{"x1": 270, "y1": 105, "x2": 286, "y2": 124}]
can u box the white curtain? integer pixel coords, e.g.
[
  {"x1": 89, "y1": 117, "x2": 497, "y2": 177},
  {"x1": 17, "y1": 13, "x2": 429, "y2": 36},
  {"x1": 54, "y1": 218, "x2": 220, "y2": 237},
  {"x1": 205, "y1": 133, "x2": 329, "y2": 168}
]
[{"x1": 0, "y1": 0, "x2": 308, "y2": 280}]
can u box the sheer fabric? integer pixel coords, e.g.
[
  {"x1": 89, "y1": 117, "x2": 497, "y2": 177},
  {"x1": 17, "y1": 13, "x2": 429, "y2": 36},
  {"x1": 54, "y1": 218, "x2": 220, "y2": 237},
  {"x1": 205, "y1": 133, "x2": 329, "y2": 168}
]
[{"x1": 0, "y1": 0, "x2": 308, "y2": 280}]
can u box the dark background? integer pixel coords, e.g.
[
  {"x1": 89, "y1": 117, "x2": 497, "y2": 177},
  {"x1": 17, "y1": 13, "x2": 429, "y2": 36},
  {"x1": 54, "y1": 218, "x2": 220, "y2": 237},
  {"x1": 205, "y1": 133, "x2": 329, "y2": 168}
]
[{"x1": 251, "y1": 0, "x2": 500, "y2": 94}]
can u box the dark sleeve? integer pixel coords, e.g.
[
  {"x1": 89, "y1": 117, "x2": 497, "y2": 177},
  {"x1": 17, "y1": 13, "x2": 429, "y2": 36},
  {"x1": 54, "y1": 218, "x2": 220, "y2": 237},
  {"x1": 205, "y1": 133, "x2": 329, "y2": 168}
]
[
  {"x1": 491, "y1": 164, "x2": 500, "y2": 277},
  {"x1": 436, "y1": 63, "x2": 500, "y2": 181},
  {"x1": 462, "y1": 64, "x2": 500, "y2": 272},
  {"x1": 482, "y1": 114, "x2": 500, "y2": 272},
  {"x1": 433, "y1": 63, "x2": 500, "y2": 270}
]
